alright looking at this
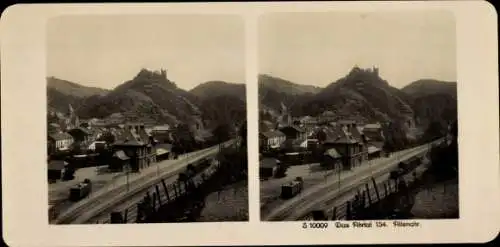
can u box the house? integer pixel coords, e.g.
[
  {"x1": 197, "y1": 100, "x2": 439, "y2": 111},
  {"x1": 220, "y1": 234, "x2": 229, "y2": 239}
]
[
  {"x1": 260, "y1": 120, "x2": 276, "y2": 133},
  {"x1": 156, "y1": 143, "x2": 174, "y2": 161},
  {"x1": 48, "y1": 132, "x2": 74, "y2": 153},
  {"x1": 150, "y1": 124, "x2": 172, "y2": 143},
  {"x1": 172, "y1": 124, "x2": 196, "y2": 152},
  {"x1": 279, "y1": 125, "x2": 306, "y2": 140},
  {"x1": 299, "y1": 116, "x2": 318, "y2": 131},
  {"x1": 319, "y1": 110, "x2": 336, "y2": 123},
  {"x1": 113, "y1": 123, "x2": 156, "y2": 172},
  {"x1": 48, "y1": 160, "x2": 67, "y2": 181},
  {"x1": 259, "y1": 130, "x2": 286, "y2": 151},
  {"x1": 108, "y1": 150, "x2": 130, "y2": 172},
  {"x1": 367, "y1": 144, "x2": 383, "y2": 160},
  {"x1": 79, "y1": 122, "x2": 90, "y2": 128},
  {"x1": 88, "y1": 141, "x2": 107, "y2": 152},
  {"x1": 279, "y1": 137, "x2": 309, "y2": 152},
  {"x1": 48, "y1": 123, "x2": 61, "y2": 134},
  {"x1": 320, "y1": 125, "x2": 368, "y2": 170},
  {"x1": 362, "y1": 123, "x2": 385, "y2": 142},
  {"x1": 338, "y1": 120, "x2": 357, "y2": 129},
  {"x1": 260, "y1": 157, "x2": 280, "y2": 179},
  {"x1": 321, "y1": 148, "x2": 343, "y2": 173}
]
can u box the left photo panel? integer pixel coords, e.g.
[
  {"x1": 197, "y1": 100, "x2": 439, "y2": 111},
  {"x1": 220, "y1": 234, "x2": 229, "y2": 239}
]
[{"x1": 47, "y1": 14, "x2": 248, "y2": 224}]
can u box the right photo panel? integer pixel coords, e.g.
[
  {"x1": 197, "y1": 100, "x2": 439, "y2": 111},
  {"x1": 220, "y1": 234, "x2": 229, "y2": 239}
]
[{"x1": 258, "y1": 11, "x2": 458, "y2": 222}]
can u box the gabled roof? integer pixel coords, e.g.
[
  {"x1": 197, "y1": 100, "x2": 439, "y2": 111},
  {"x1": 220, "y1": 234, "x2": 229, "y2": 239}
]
[
  {"x1": 260, "y1": 130, "x2": 286, "y2": 138},
  {"x1": 367, "y1": 145, "x2": 381, "y2": 154},
  {"x1": 322, "y1": 126, "x2": 358, "y2": 144},
  {"x1": 114, "y1": 129, "x2": 146, "y2": 146},
  {"x1": 113, "y1": 150, "x2": 130, "y2": 160},
  {"x1": 49, "y1": 132, "x2": 73, "y2": 141},
  {"x1": 349, "y1": 125, "x2": 364, "y2": 143},
  {"x1": 324, "y1": 148, "x2": 342, "y2": 159}
]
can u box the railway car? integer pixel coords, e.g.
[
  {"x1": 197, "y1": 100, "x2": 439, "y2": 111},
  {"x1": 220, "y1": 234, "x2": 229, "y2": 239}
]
[
  {"x1": 69, "y1": 179, "x2": 92, "y2": 201},
  {"x1": 281, "y1": 178, "x2": 304, "y2": 199}
]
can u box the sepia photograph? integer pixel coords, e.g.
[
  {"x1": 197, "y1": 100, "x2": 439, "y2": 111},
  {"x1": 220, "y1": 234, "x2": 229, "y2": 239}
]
[
  {"x1": 46, "y1": 14, "x2": 248, "y2": 224},
  {"x1": 1, "y1": 2, "x2": 498, "y2": 246},
  {"x1": 258, "y1": 11, "x2": 459, "y2": 222}
]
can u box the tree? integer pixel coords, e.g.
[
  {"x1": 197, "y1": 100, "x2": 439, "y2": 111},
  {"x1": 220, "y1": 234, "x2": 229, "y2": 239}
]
[
  {"x1": 70, "y1": 141, "x2": 83, "y2": 155},
  {"x1": 174, "y1": 124, "x2": 196, "y2": 152},
  {"x1": 421, "y1": 121, "x2": 445, "y2": 143},
  {"x1": 212, "y1": 123, "x2": 232, "y2": 143},
  {"x1": 383, "y1": 121, "x2": 410, "y2": 151},
  {"x1": 440, "y1": 106, "x2": 457, "y2": 125},
  {"x1": 316, "y1": 130, "x2": 327, "y2": 144}
]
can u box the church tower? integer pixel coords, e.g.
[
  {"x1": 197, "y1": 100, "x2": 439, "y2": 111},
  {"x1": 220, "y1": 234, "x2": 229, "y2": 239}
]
[{"x1": 67, "y1": 104, "x2": 79, "y2": 129}]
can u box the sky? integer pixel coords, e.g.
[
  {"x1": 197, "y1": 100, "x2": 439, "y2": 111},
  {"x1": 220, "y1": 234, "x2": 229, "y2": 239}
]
[
  {"x1": 47, "y1": 15, "x2": 245, "y2": 91},
  {"x1": 259, "y1": 11, "x2": 456, "y2": 88}
]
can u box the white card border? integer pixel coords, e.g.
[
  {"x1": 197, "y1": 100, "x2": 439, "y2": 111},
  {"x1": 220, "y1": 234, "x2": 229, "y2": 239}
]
[{"x1": 1, "y1": 2, "x2": 499, "y2": 246}]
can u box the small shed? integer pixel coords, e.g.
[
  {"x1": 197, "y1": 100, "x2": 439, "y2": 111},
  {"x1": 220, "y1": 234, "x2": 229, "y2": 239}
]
[
  {"x1": 260, "y1": 158, "x2": 280, "y2": 179},
  {"x1": 88, "y1": 141, "x2": 107, "y2": 152},
  {"x1": 156, "y1": 143, "x2": 173, "y2": 161},
  {"x1": 322, "y1": 148, "x2": 343, "y2": 171},
  {"x1": 108, "y1": 150, "x2": 130, "y2": 172},
  {"x1": 367, "y1": 145, "x2": 382, "y2": 159},
  {"x1": 48, "y1": 160, "x2": 67, "y2": 181}
]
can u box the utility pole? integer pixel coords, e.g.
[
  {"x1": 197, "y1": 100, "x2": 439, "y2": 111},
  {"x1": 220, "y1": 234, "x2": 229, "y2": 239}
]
[
  {"x1": 156, "y1": 161, "x2": 160, "y2": 177},
  {"x1": 126, "y1": 163, "x2": 130, "y2": 192},
  {"x1": 338, "y1": 164, "x2": 341, "y2": 193}
]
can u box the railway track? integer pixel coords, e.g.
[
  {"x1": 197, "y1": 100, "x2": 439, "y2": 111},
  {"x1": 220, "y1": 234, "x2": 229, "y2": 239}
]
[
  {"x1": 264, "y1": 139, "x2": 441, "y2": 221},
  {"x1": 87, "y1": 159, "x2": 213, "y2": 223},
  {"x1": 54, "y1": 140, "x2": 234, "y2": 224},
  {"x1": 285, "y1": 146, "x2": 430, "y2": 220},
  {"x1": 307, "y1": 164, "x2": 430, "y2": 221}
]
